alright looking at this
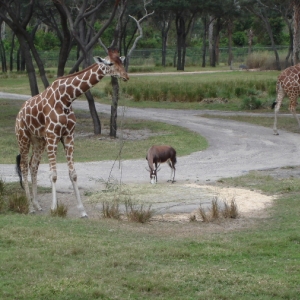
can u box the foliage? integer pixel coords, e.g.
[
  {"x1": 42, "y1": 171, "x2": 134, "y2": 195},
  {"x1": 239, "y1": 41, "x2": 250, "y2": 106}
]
[
  {"x1": 34, "y1": 31, "x2": 60, "y2": 51},
  {"x1": 125, "y1": 198, "x2": 154, "y2": 223},
  {"x1": 50, "y1": 203, "x2": 68, "y2": 217},
  {"x1": 232, "y1": 31, "x2": 247, "y2": 46},
  {"x1": 1, "y1": 172, "x2": 300, "y2": 299},
  {"x1": 197, "y1": 197, "x2": 239, "y2": 222},
  {"x1": 241, "y1": 96, "x2": 262, "y2": 110},
  {"x1": 8, "y1": 193, "x2": 29, "y2": 214}
]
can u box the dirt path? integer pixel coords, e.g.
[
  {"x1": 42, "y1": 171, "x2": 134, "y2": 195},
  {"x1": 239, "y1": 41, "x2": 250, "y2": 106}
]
[{"x1": 1, "y1": 92, "x2": 299, "y2": 218}]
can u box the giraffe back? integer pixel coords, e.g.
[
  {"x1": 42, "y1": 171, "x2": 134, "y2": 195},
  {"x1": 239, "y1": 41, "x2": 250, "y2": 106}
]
[{"x1": 277, "y1": 63, "x2": 300, "y2": 97}]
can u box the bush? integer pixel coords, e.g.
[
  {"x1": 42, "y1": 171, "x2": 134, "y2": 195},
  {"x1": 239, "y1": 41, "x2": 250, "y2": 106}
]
[
  {"x1": 8, "y1": 193, "x2": 29, "y2": 214},
  {"x1": 241, "y1": 96, "x2": 262, "y2": 110}
]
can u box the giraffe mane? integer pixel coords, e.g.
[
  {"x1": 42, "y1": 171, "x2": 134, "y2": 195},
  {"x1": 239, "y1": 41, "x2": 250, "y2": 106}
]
[{"x1": 55, "y1": 63, "x2": 99, "y2": 81}]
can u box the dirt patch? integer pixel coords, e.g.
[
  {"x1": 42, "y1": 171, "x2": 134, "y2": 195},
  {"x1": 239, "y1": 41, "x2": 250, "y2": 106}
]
[{"x1": 35, "y1": 181, "x2": 274, "y2": 225}]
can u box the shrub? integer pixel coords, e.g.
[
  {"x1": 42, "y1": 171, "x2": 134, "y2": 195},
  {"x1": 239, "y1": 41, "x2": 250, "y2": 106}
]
[
  {"x1": 101, "y1": 200, "x2": 121, "y2": 219},
  {"x1": 196, "y1": 197, "x2": 239, "y2": 222},
  {"x1": 241, "y1": 96, "x2": 262, "y2": 110},
  {"x1": 125, "y1": 199, "x2": 154, "y2": 223},
  {"x1": 51, "y1": 203, "x2": 68, "y2": 217},
  {"x1": 8, "y1": 193, "x2": 29, "y2": 214}
]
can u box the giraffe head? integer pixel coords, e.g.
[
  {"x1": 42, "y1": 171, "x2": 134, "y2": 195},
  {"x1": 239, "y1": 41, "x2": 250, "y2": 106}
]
[{"x1": 94, "y1": 48, "x2": 129, "y2": 81}]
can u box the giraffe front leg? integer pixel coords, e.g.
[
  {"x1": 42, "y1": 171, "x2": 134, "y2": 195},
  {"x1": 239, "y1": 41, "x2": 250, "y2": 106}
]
[
  {"x1": 289, "y1": 98, "x2": 300, "y2": 132},
  {"x1": 63, "y1": 136, "x2": 88, "y2": 218},
  {"x1": 46, "y1": 135, "x2": 59, "y2": 211}
]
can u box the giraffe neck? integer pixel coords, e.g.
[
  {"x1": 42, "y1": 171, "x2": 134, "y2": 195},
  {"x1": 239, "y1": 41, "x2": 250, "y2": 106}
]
[{"x1": 50, "y1": 63, "x2": 111, "y2": 105}]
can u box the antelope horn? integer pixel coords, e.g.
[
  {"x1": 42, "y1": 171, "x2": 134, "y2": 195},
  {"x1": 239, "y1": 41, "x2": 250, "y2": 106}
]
[
  {"x1": 156, "y1": 163, "x2": 161, "y2": 172},
  {"x1": 145, "y1": 167, "x2": 151, "y2": 171}
]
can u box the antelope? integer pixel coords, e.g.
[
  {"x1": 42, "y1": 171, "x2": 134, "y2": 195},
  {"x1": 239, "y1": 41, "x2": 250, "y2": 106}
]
[{"x1": 146, "y1": 145, "x2": 177, "y2": 184}]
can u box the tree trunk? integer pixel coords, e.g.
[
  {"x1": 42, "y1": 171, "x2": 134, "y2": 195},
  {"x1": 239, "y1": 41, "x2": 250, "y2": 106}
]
[
  {"x1": 208, "y1": 16, "x2": 215, "y2": 67},
  {"x1": 293, "y1": 1, "x2": 300, "y2": 65},
  {"x1": 176, "y1": 15, "x2": 185, "y2": 70},
  {"x1": 0, "y1": 35, "x2": 6, "y2": 72},
  {"x1": 161, "y1": 27, "x2": 167, "y2": 67},
  {"x1": 262, "y1": 16, "x2": 281, "y2": 70},
  {"x1": 9, "y1": 33, "x2": 15, "y2": 71},
  {"x1": 110, "y1": 76, "x2": 119, "y2": 138},
  {"x1": 202, "y1": 16, "x2": 207, "y2": 68},
  {"x1": 53, "y1": 1, "x2": 72, "y2": 77},
  {"x1": 227, "y1": 19, "x2": 233, "y2": 68},
  {"x1": 85, "y1": 90, "x2": 101, "y2": 134},
  {"x1": 17, "y1": 34, "x2": 39, "y2": 96}
]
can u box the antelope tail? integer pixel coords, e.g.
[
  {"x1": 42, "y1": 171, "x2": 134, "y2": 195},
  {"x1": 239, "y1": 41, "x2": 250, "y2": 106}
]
[{"x1": 16, "y1": 154, "x2": 24, "y2": 189}]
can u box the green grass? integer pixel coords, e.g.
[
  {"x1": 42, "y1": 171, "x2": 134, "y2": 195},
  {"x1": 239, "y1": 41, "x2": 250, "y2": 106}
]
[
  {"x1": 0, "y1": 98, "x2": 207, "y2": 164},
  {"x1": 202, "y1": 113, "x2": 300, "y2": 134},
  {"x1": 1, "y1": 172, "x2": 300, "y2": 299},
  {"x1": 1, "y1": 69, "x2": 300, "y2": 299}
]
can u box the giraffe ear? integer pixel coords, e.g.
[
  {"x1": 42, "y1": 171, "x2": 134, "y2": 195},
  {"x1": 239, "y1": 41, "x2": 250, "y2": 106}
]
[
  {"x1": 120, "y1": 56, "x2": 126, "y2": 64},
  {"x1": 93, "y1": 56, "x2": 113, "y2": 66}
]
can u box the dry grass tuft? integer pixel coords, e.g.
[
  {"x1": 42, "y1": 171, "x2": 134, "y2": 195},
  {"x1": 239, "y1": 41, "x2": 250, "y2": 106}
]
[
  {"x1": 101, "y1": 200, "x2": 121, "y2": 219},
  {"x1": 197, "y1": 197, "x2": 239, "y2": 222},
  {"x1": 50, "y1": 203, "x2": 68, "y2": 217},
  {"x1": 8, "y1": 193, "x2": 29, "y2": 214},
  {"x1": 223, "y1": 198, "x2": 239, "y2": 219},
  {"x1": 125, "y1": 199, "x2": 154, "y2": 223}
]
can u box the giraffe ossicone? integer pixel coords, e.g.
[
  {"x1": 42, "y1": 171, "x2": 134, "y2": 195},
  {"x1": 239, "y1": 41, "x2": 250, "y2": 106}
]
[
  {"x1": 273, "y1": 63, "x2": 300, "y2": 135},
  {"x1": 15, "y1": 48, "x2": 129, "y2": 218}
]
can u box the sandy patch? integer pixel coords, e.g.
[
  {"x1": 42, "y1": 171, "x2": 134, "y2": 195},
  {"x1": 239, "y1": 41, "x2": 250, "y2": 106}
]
[{"x1": 186, "y1": 184, "x2": 275, "y2": 214}]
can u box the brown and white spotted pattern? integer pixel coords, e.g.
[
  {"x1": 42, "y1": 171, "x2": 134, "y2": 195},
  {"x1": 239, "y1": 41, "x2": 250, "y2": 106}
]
[
  {"x1": 273, "y1": 63, "x2": 300, "y2": 135},
  {"x1": 15, "y1": 49, "x2": 129, "y2": 217}
]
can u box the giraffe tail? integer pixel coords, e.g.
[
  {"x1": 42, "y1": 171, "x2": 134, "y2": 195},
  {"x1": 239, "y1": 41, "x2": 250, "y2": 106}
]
[
  {"x1": 272, "y1": 101, "x2": 277, "y2": 109},
  {"x1": 16, "y1": 154, "x2": 24, "y2": 189}
]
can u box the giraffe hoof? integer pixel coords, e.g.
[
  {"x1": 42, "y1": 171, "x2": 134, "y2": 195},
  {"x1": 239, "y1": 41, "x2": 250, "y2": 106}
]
[
  {"x1": 273, "y1": 133, "x2": 279, "y2": 136},
  {"x1": 29, "y1": 209, "x2": 36, "y2": 214},
  {"x1": 80, "y1": 213, "x2": 88, "y2": 218}
]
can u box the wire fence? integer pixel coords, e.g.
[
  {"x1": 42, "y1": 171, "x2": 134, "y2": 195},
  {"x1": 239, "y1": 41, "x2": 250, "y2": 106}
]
[{"x1": 3, "y1": 45, "x2": 290, "y2": 71}]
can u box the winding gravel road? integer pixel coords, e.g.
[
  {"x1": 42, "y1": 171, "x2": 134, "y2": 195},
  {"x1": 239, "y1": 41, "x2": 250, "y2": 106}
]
[{"x1": 1, "y1": 91, "x2": 299, "y2": 193}]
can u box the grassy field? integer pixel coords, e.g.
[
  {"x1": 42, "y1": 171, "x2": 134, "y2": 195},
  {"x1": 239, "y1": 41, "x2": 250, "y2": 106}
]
[
  {"x1": 1, "y1": 172, "x2": 300, "y2": 299},
  {"x1": 0, "y1": 98, "x2": 207, "y2": 164},
  {"x1": 1, "y1": 70, "x2": 300, "y2": 299}
]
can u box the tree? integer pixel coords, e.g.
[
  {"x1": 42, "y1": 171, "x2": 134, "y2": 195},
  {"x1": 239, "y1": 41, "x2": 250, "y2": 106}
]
[
  {"x1": 242, "y1": 0, "x2": 282, "y2": 70},
  {"x1": 152, "y1": 1, "x2": 173, "y2": 67},
  {"x1": 51, "y1": 0, "x2": 120, "y2": 134},
  {"x1": 0, "y1": 18, "x2": 7, "y2": 72},
  {"x1": 0, "y1": 0, "x2": 49, "y2": 95},
  {"x1": 99, "y1": 0, "x2": 153, "y2": 137}
]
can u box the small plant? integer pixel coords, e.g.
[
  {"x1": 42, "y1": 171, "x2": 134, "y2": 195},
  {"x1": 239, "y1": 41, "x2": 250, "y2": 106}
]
[
  {"x1": 241, "y1": 96, "x2": 262, "y2": 110},
  {"x1": 210, "y1": 197, "x2": 220, "y2": 219},
  {"x1": 101, "y1": 200, "x2": 121, "y2": 219},
  {"x1": 8, "y1": 193, "x2": 29, "y2": 214},
  {"x1": 198, "y1": 197, "x2": 239, "y2": 222},
  {"x1": 0, "y1": 178, "x2": 5, "y2": 195},
  {"x1": 125, "y1": 199, "x2": 154, "y2": 223},
  {"x1": 0, "y1": 179, "x2": 6, "y2": 212},
  {"x1": 198, "y1": 205, "x2": 209, "y2": 222},
  {"x1": 50, "y1": 203, "x2": 68, "y2": 217},
  {"x1": 223, "y1": 198, "x2": 239, "y2": 219}
]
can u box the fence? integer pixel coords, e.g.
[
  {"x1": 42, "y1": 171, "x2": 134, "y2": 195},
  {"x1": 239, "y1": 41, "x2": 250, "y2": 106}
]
[{"x1": 3, "y1": 45, "x2": 290, "y2": 71}]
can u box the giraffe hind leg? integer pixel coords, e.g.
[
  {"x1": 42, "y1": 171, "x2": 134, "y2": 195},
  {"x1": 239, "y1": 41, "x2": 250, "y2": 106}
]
[
  {"x1": 29, "y1": 137, "x2": 46, "y2": 211},
  {"x1": 19, "y1": 150, "x2": 36, "y2": 213},
  {"x1": 273, "y1": 84, "x2": 285, "y2": 135}
]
